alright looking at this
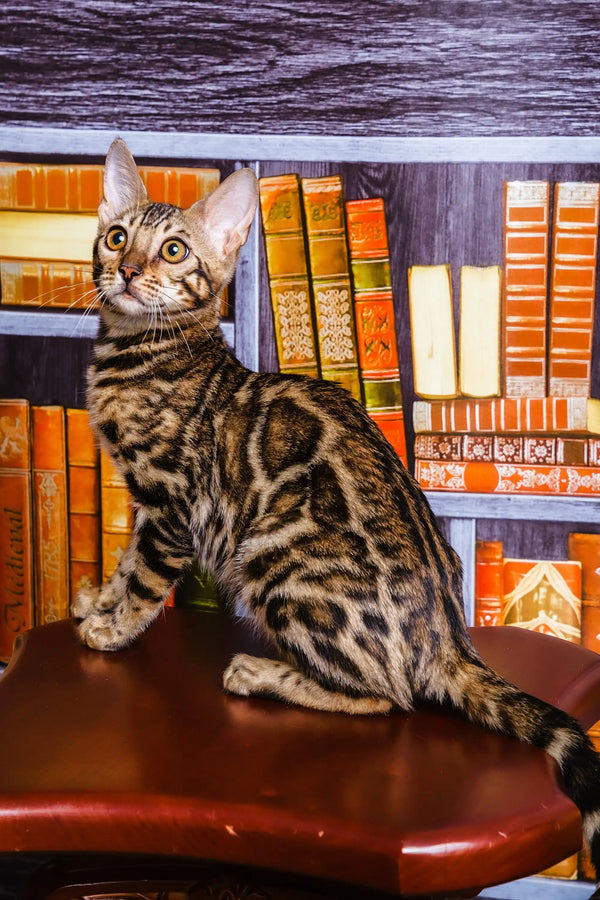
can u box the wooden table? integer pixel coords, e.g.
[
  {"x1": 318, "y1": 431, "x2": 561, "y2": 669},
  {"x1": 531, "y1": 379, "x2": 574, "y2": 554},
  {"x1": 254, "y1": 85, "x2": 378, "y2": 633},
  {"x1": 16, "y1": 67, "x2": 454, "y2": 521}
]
[{"x1": 1, "y1": 609, "x2": 600, "y2": 900}]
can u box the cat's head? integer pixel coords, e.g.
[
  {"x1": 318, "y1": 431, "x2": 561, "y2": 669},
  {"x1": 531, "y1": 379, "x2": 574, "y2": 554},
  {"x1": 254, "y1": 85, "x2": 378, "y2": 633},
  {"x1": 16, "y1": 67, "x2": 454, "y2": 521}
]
[{"x1": 94, "y1": 138, "x2": 258, "y2": 328}]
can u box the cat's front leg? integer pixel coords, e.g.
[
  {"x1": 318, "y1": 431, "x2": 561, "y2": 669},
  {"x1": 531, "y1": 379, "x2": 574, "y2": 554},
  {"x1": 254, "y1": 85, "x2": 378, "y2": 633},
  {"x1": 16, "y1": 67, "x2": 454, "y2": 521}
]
[{"x1": 74, "y1": 514, "x2": 193, "y2": 651}]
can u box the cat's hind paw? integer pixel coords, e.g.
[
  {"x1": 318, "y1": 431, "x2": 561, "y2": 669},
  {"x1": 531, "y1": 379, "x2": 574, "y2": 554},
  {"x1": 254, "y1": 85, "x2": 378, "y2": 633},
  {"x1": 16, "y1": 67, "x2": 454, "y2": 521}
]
[{"x1": 223, "y1": 653, "x2": 267, "y2": 697}]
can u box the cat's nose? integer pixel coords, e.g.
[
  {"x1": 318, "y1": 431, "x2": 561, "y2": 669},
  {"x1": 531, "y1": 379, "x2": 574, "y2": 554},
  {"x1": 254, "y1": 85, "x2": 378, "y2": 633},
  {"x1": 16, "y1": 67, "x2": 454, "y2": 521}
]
[{"x1": 119, "y1": 264, "x2": 142, "y2": 283}]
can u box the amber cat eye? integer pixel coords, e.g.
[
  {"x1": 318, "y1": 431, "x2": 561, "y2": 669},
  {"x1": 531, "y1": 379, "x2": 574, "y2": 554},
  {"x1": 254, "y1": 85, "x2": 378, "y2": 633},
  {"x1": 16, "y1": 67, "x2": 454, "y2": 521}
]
[
  {"x1": 161, "y1": 239, "x2": 189, "y2": 263},
  {"x1": 105, "y1": 227, "x2": 127, "y2": 251}
]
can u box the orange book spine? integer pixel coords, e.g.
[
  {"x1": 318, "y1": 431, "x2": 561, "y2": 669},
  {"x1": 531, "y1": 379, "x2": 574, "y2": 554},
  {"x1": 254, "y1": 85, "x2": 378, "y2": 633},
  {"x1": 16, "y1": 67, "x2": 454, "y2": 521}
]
[
  {"x1": 502, "y1": 181, "x2": 550, "y2": 398},
  {"x1": 100, "y1": 450, "x2": 134, "y2": 580},
  {"x1": 502, "y1": 558, "x2": 581, "y2": 644},
  {"x1": 549, "y1": 182, "x2": 600, "y2": 398},
  {"x1": 412, "y1": 396, "x2": 600, "y2": 434},
  {"x1": 31, "y1": 406, "x2": 70, "y2": 625},
  {"x1": 0, "y1": 399, "x2": 34, "y2": 662},
  {"x1": 346, "y1": 198, "x2": 407, "y2": 465},
  {"x1": 415, "y1": 458, "x2": 600, "y2": 495},
  {"x1": 568, "y1": 533, "x2": 600, "y2": 655},
  {"x1": 474, "y1": 540, "x2": 504, "y2": 626},
  {"x1": 66, "y1": 409, "x2": 101, "y2": 609},
  {"x1": 0, "y1": 259, "x2": 97, "y2": 309},
  {"x1": 258, "y1": 174, "x2": 320, "y2": 379},
  {"x1": 301, "y1": 175, "x2": 362, "y2": 401},
  {"x1": 0, "y1": 162, "x2": 220, "y2": 211}
]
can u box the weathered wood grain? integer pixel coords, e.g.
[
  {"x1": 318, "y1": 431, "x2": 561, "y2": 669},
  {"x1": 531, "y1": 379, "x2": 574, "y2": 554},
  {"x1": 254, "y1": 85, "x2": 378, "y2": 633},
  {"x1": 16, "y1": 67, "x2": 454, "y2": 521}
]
[
  {"x1": 0, "y1": 335, "x2": 92, "y2": 407},
  {"x1": 1, "y1": 0, "x2": 600, "y2": 136}
]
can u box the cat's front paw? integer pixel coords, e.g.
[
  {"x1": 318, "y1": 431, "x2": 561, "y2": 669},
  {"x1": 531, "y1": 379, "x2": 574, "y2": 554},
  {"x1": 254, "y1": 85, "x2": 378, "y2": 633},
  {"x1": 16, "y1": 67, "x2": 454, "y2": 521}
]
[
  {"x1": 73, "y1": 585, "x2": 129, "y2": 652},
  {"x1": 76, "y1": 611, "x2": 131, "y2": 652}
]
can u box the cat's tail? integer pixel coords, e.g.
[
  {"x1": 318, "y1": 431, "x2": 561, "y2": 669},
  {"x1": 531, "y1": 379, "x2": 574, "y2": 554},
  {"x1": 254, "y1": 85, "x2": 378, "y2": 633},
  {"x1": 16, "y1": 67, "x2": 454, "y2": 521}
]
[{"x1": 430, "y1": 645, "x2": 600, "y2": 892}]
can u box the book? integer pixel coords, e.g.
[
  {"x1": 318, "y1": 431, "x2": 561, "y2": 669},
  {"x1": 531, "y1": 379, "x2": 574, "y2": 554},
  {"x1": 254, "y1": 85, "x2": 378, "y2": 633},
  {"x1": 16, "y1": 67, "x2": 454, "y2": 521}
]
[
  {"x1": 474, "y1": 540, "x2": 504, "y2": 626},
  {"x1": 301, "y1": 175, "x2": 362, "y2": 401},
  {"x1": 100, "y1": 450, "x2": 134, "y2": 580},
  {"x1": 0, "y1": 399, "x2": 34, "y2": 662},
  {"x1": 414, "y1": 433, "x2": 592, "y2": 466},
  {"x1": 1, "y1": 259, "x2": 97, "y2": 309},
  {"x1": 458, "y1": 265, "x2": 502, "y2": 398},
  {"x1": 502, "y1": 558, "x2": 582, "y2": 644},
  {"x1": 0, "y1": 161, "x2": 221, "y2": 212},
  {"x1": 568, "y1": 533, "x2": 600, "y2": 655},
  {"x1": 415, "y1": 458, "x2": 600, "y2": 495},
  {"x1": 31, "y1": 406, "x2": 70, "y2": 625},
  {"x1": 502, "y1": 180, "x2": 550, "y2": 398},
  {"x1": 66, "y1": 409, "x2": 101, "y2": 609},
  {"x1": 408, "y1": 264, "x2": 457, "y2": 399},
  {"x1": 548, "y1": 182, "x2": 600, "y2": 398},
  {"x1": 412, "y1": 396, "x2": 600, "y2": 434},
  {"x1": 345, "y1": 197, "x2": 407, "y2": 464},
  {"x1": 258, "y1": 174, "x2": 320, "y2": 379},
  {"x1": 0, "y1": 211, "x2": 97, "y2": 262}
]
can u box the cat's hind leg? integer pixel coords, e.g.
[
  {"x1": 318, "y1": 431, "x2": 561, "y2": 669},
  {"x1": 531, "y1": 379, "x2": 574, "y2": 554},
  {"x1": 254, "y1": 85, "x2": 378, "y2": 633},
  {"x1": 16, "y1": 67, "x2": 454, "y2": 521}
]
[{"x1": 223, "y1": 654, "x2": 392, "y2": 715}]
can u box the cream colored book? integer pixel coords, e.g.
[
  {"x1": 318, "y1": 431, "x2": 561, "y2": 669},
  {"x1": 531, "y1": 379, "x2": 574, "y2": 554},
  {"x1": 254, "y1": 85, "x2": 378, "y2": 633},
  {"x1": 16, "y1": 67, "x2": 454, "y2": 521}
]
[
  {"x1": 459, "y1": 265, "x2": 502, "y2": 398},
  {"x1": 0, "y1": 211, "x2": 97, "y2": 262},
  {"x1": 408, "y1": 264, "x2": 458, "y2": 399}
]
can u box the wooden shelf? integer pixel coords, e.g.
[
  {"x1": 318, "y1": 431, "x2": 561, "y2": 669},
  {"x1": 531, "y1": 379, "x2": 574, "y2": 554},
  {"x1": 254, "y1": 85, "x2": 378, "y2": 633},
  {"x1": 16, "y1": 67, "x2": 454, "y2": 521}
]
[
  {"x1": 2, "y1": 126, "x2": 600, "y2": 163},
  {"x1": 0, "y1": 308, "x2": 235, "y2": 346}
]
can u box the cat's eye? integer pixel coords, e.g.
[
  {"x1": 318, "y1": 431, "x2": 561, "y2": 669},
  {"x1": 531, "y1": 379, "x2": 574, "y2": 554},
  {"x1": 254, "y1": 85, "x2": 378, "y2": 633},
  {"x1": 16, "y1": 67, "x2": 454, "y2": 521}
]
[
  {"x1": 105, "y1": 227, "x2": 127, "y2": 251},
  {"x1": 160, "y1": 239, "x2": 189, "y2": 263}
]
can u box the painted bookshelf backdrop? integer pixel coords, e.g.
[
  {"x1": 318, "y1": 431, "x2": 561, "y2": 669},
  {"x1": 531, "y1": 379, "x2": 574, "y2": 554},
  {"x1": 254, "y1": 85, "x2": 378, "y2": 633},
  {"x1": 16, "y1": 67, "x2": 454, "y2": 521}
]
[{"x1": 2, "y1": 1, "x2": 600, "y2": 896}]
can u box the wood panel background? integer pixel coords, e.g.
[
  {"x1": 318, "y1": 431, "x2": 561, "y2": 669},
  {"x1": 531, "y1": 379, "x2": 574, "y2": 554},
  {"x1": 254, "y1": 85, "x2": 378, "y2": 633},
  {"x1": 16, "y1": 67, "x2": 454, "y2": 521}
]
[{"x1": 2, "y1": 0, "x2": 600, "y2": 136}]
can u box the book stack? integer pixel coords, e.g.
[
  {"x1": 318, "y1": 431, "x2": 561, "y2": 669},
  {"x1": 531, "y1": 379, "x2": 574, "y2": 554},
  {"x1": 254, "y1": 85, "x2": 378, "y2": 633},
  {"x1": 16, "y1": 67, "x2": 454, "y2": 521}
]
[
  {"x1": 412, "y1": 180, "x2": 600, "y2": 494},
  {"x1": 0, "y1": 160, "x2": 221, "y2": 311},
  {"x1": 474, "y1": 535, "x2": 600, "y2": 881},
  {"x1": 0, "y1": 399, "x2": 203, "y2": 663},
  {"x1": 259, "y1": 174, "x2": 407, "y2": 466}
]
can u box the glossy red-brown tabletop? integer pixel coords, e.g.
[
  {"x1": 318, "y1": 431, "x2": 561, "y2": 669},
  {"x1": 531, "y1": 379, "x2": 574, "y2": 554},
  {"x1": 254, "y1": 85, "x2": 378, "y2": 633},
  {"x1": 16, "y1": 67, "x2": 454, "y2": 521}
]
[{"x1": 1, "y1": 609, "x2": 599, "y2": 898}]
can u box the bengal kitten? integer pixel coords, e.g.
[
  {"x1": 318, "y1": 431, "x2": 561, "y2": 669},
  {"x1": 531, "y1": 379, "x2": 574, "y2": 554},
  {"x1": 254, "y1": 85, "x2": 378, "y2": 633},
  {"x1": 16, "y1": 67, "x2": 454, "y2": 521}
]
[{"x1": 74, "y1": 139, "x2": 600, "y2": 889}]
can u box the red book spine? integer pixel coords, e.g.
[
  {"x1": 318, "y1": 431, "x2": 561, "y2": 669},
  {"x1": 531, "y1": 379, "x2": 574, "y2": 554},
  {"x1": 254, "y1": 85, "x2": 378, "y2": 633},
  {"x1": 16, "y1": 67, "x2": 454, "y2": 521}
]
[
  {"x1": 415, "y1": 459, "x2": 600, "y2": 495},
  {"x1": 412, "y1": 396, "x2": 600, "y2": 434},
  {"x1": 475, "y1": 541, "x2": 504, "y2": 626},
  {"x1": 502, "y1": 181, "x2": 550, "y2": 398},
  {"x1": 568, "y1": 533, "x2": 600, "y2": 655},
  {"x1": 549, "y1": 182, "x2": 600, "y2": 398}
]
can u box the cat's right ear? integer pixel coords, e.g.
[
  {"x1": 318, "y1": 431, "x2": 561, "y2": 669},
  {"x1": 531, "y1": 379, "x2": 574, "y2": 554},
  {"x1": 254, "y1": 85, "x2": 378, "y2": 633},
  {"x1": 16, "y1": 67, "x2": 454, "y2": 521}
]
[{"x1": 99, "y1": 138, "x2": 148, "y2": 225}]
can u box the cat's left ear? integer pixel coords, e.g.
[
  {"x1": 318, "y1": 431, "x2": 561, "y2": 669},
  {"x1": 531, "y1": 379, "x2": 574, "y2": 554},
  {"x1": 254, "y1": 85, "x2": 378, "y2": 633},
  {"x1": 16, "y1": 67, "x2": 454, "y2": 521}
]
[
  {"x1": 195, "y1": 168, "x2": 259, "y2": 259},
  {"x1": 99, "y1": 138, "x2": 148, "y2": 225}
]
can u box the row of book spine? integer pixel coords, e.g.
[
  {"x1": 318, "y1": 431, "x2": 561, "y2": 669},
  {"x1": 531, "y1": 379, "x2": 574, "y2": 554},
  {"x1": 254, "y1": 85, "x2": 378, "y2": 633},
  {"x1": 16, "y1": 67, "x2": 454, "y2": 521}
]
[
  {"x1": 0, "y1": 161, "x2": 222, "y2": 309},
  {"x1": 474, "y1": 536, "x2": 600, "y2": 882},
  {"x1": 258, "y1": 174, "x2": 407, "y2": 465},
  {"x1": 0, "y1": 399, "x2": 137, "y2": 662},
  {"x1": 408, "y1": 180, "x2": 600, "y2": 403},
  {"x1": 412, "y1": 179, "x2": 600, "y2": 495}
]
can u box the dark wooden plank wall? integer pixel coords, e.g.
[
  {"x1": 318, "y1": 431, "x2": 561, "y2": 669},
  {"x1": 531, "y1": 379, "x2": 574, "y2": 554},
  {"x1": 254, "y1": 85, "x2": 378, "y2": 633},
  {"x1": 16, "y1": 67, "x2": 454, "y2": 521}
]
[{"x1": 2, "y1": 0, "x2": 600, "y2": 136}]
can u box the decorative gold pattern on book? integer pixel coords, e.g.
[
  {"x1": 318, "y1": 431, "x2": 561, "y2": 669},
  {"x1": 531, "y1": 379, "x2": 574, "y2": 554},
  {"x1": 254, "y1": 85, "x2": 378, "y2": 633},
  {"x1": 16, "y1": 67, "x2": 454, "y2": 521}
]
[
  {"x1": 314, "y1": 285, "x2": 355, "y2": 365},
  {"x1": 275, "y1": 287, "x2": 317, "y2": 365}
]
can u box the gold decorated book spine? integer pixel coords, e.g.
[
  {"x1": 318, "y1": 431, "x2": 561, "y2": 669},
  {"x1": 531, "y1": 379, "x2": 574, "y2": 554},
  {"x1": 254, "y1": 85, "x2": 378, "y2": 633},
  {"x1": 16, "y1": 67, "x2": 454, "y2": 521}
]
[
  {"x1": 301, "y1": 175, "x2": 362, "y2": 401},
  {"x1": 0, "y1": 399, "x2": 34, "y2": 662},
  {"x1": 66, "y1": 409, "x2": 101, "y2": 609},
  {"x1": 259, "y1": 174, "x2": 320, "y2": 379},
  {"x1": 31, "y1": 406, "x2": 70, "y2": 625}
]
